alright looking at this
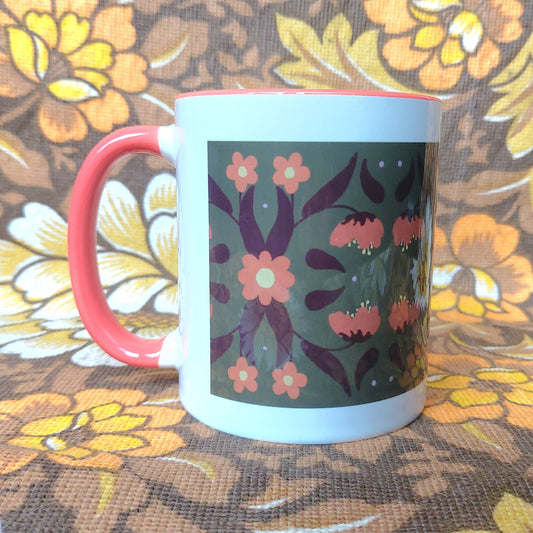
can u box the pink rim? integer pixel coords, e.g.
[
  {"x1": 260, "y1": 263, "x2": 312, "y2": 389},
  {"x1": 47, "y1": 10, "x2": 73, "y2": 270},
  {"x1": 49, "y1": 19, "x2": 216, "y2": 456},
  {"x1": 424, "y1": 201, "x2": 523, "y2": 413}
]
[
  {"x1": 176, "y1": 88, "x2": 441, "y2": 102},
  {"x1": 68, "y1": 126, "x2": 166, "y2": 367}
]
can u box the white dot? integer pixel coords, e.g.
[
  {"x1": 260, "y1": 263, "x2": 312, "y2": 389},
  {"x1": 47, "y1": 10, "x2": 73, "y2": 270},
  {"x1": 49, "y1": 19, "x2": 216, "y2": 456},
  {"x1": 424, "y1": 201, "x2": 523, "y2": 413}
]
[
  {"x1": 262, "y1": 203, "x2": 268, "y2": 208},
  {"x1": 352, "y1": 275, "x2": 357, "y2": 282},
  {"x1": 398, "y1": 160, "x2": 403, "y2": 167},
  {"x1": 379, "y1": 161, "x2": 384, "y2": 168},
  {"x1": 389, "y1": 376, "x2": 394, "y2": 382},
  {"x1": 262, "y1": 345, "x2": 268, "y2": 351},
  {"x1": 371, "y1": 380, "x2": 377, "y2": 387}
]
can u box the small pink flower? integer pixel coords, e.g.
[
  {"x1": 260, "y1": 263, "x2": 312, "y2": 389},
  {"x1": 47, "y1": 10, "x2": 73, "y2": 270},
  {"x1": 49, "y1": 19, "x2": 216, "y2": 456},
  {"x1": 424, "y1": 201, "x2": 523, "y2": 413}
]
[
  {"x1": 330, "y1": 213, "x2": 384, "y2": 253},
  {"x1": 238, "y1": 251, "x2": 295, "y2": 306},
  {"x1": 393, "y1": 212, "x2": 422, "y2": 250},
  {"x1": 228, "y1": 357, "x2": 259, "y2": 393},
  {"x1": 226, "y1": 152, "x2": 258, "y2": 193},
  {"x1": 389, "y1": 299, "x2": 421, "y2": 332},
  {"x1": 272, "y1": 153, "x2": 310, "y2": 194},
  {"x1": 328, "y1": 305, "x2": 381, "y2": 342},
  {"x1": 272, "y1": 361, "x2": 308, "y2": 399}
]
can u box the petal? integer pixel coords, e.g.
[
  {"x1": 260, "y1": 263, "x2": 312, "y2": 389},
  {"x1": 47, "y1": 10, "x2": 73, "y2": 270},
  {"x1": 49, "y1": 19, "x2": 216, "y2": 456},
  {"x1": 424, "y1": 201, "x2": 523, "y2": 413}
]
[
  {"x1": 148, "y1": 214, "x2": 177, "y2": 277},
  {"x1": 31, "y1": 291, "x2": 79, "y2": 321},
  {"x1": 55, "y1": 0, "x2": 98, "y2": 20},
  {"x1": 427, "y1": 374, "x2": 473, "y2": 389},
  {"x1": 108, "y1": 53, "x2": 148, "y2": 93},
  {"x1": 70, "y1": 343, "x2": 125, "y2": 367},
  {"x1": 91, "y1": 6, "x2": 136, "y2": 52},
  {"x1": 57, "y1": 12, "x2": 90, "y2": 55},
  {"x1": 450, "y1": 388, "x2": 499, "y2": 407},
  {"x1": 51, "y1": 450, "x2": 122, "y2": 469},
  {"x1": 430, "y1": 288, "x2": 457, "y2": 311},
  {"x1": 432, "y1": 264, "x2": 461, "y2": 288},
  {"x1": 485, "y1": 300, "x2": 528, "y2": 323},
  {"x1": 90, "y1": 403, "x2": 122, "y2": 421},
  {"x1": 0, "y1": 447, "x2": 38, "y2": 474},
  {"x1": 475, "y1": 368, "x2": 528, "y2": 385},
  {"x1": 126, "y1": 405, "x2": 185, "y2": 428},
  {"x1": 126, "y1": 430, "x2": 185, "y2": 456},
  {"x1": 423, "y1": 401, "x2": 503, "y2": 423},
  {"x1": 494, "y1": 255, "x2": 533, "y2": 303},
  {"x1": 91, "y1": 414, "x2": 146, "y2": 433},
  {"x1": 107, "y1": 277, "x2": 170, "y2": 313},
  {"x1": 467, "y1": 38, "x2": 500, "y2": 79},
  {"x1": 0, "y1": 284, "x2": 34, "y2": 315},
  {"x1": 24, "y1": 11, "x2": 58, "y2": 49},
  {"x1": 363, "y1": 0, "x2": 418, "y2": 33},
  {"x1": 21, "y1": 415, "x2": 74, "y2": 436},
  {"x1": 73, "y1": 389, "x2": 145, "y2": 412},
  {"x1": 451, "y1": 214, "x2": 518, "y2": 268},
  {"x1": 412, "y1": 0, "x2": 461, "y2": 11},
  {"x1": 97, "y1": 181, "x2": 151, "y2": 259},
  {"x1": 0, "y1": 320, "x2": 41, "y2": 344},
  {"x1": 143, "y1": 172, "x2": 176, "y2": 221},
  {"x1": 457, "y1": 294, "x2": 485, "y2": 317},
  {"x1": 97, "y1": 252, "x2": 161, "y2": 286},
  {"x1": 383, "y1": 36, "x2": 431, "y2": 70},
  {"x1": 0, "y1": 52, "x2": 35, "y2": 97},
  {"x1": 67, "y1": 42, "x2": 113, "y2": 70},
  {"x1": 73, "y1": 68, "x2": 109, "y2": 93},
  {"x1": 470, "y1": 267, "x2": 500, "y2": 303},
  {"x1": 0, "y1": 392, "x2": 70, "y2": 417},
  {"x1": 38, "y1": 97, "x2": 88, "y2": 143},
  {"x1": 78, "y1": 89, "x2": 130, "y2": 132},
  {"x1": 7, "y1": 27, "x2": 46, "y2": 83},
  {"x1": 154, "y1": 284, "x2": 178, "y2": 314},
  {"x1": 2, "y1": 330, "x2": 85, "y2": 358},
  {"x1": 440, "y1": 37, "x2": 466, "y2": 66},
  {"x1": 4, "y1": 0, "x2": 51, "y2": 22},
  {"x1": 414, "y1": 24, "x2": 446, "y2": 49},
  {"x1": 505, "y1": 402, "x2": 533, "y2": 429},
  {"x1": 419, "y1": 53, "x2": 463, "y2": 90},
  {"x1": 84, "y1": 434, "x2": 145, "y2": 452},
  {"x1": 449, "y1": 11, "x2": 483, "y2": 53},
  {"x1": 14, "y1": 259, "x2": 70, "y2": 301},
  {"x1": 0, "y1": 240, "x2": 39, "y2": 281},
  {"x1": 47, "y1": 78, "x2": 99, "y2": 102},
  {"x1": 503, "y1": 388, "x2": 533, "y2": 406}
]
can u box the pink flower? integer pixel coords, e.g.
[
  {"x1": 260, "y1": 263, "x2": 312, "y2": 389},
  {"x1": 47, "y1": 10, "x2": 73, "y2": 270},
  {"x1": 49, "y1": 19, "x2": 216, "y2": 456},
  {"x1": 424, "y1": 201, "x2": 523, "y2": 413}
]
[
  {"x1": 328, "y1": 305, "x2": 381, "y2": 342},
  {"x1": 330, "y1": 213, "x2": 384, "y2": 253},
  {"x1": 393, "y1": 212, "x2": 422, "y2": 250},
  {"x1": 226, "y1": 152, "x2": 258, "y2": 193},
  {"x1": 272, "y1": 152, "x2": 310, "y2": 194},
  {"x1": 238, "y1": 251, "x2": 295, "y2": 306},
  {"x1": 272, "y1": 362, "x2": 308, "y2": 399},
  {"x1": 389, "y1": 299, "x2": 421, "y2": 332},
  {"x1": 228, "y1": 357, "x2": 258, "y2": 393}
]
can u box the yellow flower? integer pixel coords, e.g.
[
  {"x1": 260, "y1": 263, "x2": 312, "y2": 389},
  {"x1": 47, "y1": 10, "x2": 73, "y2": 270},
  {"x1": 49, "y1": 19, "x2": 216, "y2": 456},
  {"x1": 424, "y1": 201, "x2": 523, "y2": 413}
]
[
  {"x1": 426, "y1": 367, "x2": 533, "y2": 429},
  {"x1": 0, "y1": 389, "x2": 185, "y2": 473},
  {"x1": 363, "y1": 0, "x2": 524, "y2": 90},
  {"x1": 431, "y1": 214, "x2": 533, "y2": 324},
  {"x1": 0, "y1": 172, "x2": 177, "y2": 366},
  {"x1": 0, "y1": 0, "x2": 148, "y2": 142}
]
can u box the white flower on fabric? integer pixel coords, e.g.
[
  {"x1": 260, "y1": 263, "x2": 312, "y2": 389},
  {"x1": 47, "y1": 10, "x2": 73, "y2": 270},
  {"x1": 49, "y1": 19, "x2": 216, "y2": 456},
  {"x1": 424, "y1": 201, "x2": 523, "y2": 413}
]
[{"x1": 0, "y1": 172, "x2": 178, "y2": 366}]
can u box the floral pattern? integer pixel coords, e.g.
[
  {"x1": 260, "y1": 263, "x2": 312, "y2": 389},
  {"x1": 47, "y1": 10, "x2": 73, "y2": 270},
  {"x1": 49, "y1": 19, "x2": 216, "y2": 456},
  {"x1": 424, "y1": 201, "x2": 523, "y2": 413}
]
[{"x1": 0, "y1": 1, "x2": 532, "y2": 531}]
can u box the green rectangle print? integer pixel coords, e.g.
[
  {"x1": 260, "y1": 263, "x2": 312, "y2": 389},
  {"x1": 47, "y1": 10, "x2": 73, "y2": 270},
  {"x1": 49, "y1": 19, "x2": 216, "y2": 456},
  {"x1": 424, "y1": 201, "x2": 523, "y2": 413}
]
[{"x1": 208, "y1": 141, "x2": 438, "y2": 408}]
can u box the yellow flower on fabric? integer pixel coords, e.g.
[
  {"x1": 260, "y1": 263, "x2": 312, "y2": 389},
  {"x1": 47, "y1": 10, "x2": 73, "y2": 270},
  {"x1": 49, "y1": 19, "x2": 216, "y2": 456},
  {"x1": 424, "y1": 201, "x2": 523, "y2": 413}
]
[
  {"x1": 0, "y1": 389, "x2": 185, "y2": 473},
  {"x1": 426, "y1": 367, "x2": 533, "y2": 429},
  {"x1": 431, "y1": 214, "x2": 533, "y2": 324},
  {"x1": 0, "y1": 172, "x2": 177, "y2": 366},
  {"x1": 363, "y1": 0, "x2": 524, "y2": 90},
  {"x1": 0, "y1": 0, "x2": 148, "y2": 142}
]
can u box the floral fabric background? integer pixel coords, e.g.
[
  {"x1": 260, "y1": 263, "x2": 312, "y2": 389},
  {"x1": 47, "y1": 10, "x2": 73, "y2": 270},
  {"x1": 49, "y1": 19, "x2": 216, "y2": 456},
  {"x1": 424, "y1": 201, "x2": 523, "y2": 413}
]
[{"x1": 0, "y1": 1, "x2": 532, "y2": 532}]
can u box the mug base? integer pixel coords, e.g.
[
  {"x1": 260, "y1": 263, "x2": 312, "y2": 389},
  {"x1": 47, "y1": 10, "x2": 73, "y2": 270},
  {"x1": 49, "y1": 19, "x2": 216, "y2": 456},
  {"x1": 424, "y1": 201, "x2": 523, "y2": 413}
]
[{"x1": 180, "y1": 381, "x2": 426, "y2": 444}]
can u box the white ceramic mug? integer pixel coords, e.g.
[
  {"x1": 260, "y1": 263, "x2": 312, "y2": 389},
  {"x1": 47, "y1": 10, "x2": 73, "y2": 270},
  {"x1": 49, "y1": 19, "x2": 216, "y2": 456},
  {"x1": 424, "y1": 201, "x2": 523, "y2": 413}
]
[{"x1": 68, "y1": 89, "x2": 441, "y2": 443}]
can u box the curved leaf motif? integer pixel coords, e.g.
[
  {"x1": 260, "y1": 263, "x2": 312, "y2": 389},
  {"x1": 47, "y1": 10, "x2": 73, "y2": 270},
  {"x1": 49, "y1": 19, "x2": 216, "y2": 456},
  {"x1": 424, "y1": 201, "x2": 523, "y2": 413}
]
[
  {"x1": 301, "y1": 340, "x2": 351, "y2": 397},
  {"x1": 239, "y1": 299, "x2": 266, "y2": 363},
  {"x1": 266, "y1": 301, "x2": 293, "y2": 366},
  {"x1": 301, "y1": 152, "x2": 357, "y2": 219},
  {"x1": 305, "y1": 249, "x2": 345, "y2": 272},
  {"x1": 239, "y1": 186, "x2": 265, "y2": 256},
  {"x1": 305, "y1": 287, "x2": 345, "y2": 311},
  {"x1": 360, "y1": 159, "x2": 385, "y2": 204},
  {"x1": 354, "y1": 347, "x2": 379, "y2": 391},
  {"x1": 395, "y1": 159, "x2": 415, "y2": 202},
  {"x1": 208, "y1": 175, "x2": 233, "y2": 216},
  {"x1": 211, "y1": 332, "x2": 234, "y2": 363},
  {"x1": 265, "y1": 187, "x2": 294, "y2": 258}
]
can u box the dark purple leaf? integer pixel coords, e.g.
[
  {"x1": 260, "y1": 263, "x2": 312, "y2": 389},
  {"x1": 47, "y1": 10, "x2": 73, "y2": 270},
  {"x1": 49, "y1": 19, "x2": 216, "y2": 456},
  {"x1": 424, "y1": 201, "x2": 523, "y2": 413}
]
[
  {"x1": 266, "y1": 301, "x2": 293, "y2": 366},
  {"x1": 301, "y1": 340, "x2": 351, "y2": 397},
  {"x1": 210, "y1": 332, "x2": 233, "y2": 363},
  {"x1": 210, "y1": 282, "x2": 230, "y2": 304},
  {"x1": 395, "y1": 159, "x2": 415, "y2": 202},
  {"x1": 360, "y1": 159, "x2": 385, "y2": 204},
  {"x1": 301, "y1": 152, "x2": 358, "y2": 219},
  {"x1": 239, "y1": 299, "x2": 266, "y2": 363},
  {"x1": 239, "y1": 186, "x2": 265, "y2": 256},
  {"x1": 266, "y1": 187, "x2": 294, "y2": 258},
  {"x1": 208, "y1": 175, "x2": 233, "y2": 215},
  {"x1": 354, "y1": 347, "x2": 379, "y2": 391},
  {"x1": 305, "y1": 249, "x2": 345, "y2": 272},
  {"x1": 305, "y1": 287, "x2": 344, "y2": 311},
  {"x1": 209, "y1": 243, "x2": 230, "y2": 263}
]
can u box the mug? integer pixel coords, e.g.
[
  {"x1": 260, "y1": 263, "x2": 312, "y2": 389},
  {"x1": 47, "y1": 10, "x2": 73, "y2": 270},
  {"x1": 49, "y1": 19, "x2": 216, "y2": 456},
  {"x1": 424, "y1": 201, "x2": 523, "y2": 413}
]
[{"x1": 68, "y1": 89, "x2": 441, "y2": 443}]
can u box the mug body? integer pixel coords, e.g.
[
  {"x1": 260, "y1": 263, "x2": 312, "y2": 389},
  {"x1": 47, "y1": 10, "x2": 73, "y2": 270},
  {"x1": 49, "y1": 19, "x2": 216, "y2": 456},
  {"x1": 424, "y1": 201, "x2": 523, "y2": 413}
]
[{"x1": 174, "y1": 90, "x2": 440, "y2": 443}]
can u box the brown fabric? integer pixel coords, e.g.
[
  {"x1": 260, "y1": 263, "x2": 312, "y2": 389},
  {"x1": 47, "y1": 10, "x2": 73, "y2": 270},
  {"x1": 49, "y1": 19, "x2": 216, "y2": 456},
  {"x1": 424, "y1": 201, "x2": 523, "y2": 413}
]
[{"x1": 0, "y1": 1, "x2": 532, "y2": 531}]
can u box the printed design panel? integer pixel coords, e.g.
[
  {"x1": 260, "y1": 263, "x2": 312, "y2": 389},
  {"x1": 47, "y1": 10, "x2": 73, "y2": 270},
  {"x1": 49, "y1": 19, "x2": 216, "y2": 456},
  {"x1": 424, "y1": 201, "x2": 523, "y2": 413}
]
[{"x1": 209, "y1": 142, "x2": 437, "y2": 408}]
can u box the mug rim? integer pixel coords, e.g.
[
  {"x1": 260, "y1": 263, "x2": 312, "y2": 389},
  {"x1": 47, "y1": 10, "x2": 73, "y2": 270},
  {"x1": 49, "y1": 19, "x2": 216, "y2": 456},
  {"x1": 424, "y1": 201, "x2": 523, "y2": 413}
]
[{"x1": 176, "y1": 88, "x2": 441, "y2": 103}]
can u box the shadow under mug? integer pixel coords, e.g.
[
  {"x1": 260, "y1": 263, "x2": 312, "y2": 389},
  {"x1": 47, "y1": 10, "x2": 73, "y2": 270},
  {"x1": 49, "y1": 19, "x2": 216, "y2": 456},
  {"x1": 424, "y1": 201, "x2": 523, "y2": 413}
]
[{"x1": 68, "y1": 89, "x2": 441, "y2": 443}]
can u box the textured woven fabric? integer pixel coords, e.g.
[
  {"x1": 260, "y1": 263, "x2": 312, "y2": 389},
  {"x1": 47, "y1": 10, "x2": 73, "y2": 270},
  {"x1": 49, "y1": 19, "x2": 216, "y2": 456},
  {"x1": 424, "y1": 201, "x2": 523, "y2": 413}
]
[{"x1": 0, "y1": 1, "x2": 531, "y2": 531}]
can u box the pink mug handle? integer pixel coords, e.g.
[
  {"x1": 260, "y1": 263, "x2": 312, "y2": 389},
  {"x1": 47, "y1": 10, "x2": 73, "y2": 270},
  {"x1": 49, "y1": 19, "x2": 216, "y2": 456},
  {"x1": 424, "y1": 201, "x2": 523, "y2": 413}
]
[{"x1": 68, "y1": 125, "x2": 179, "y2": 368}]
